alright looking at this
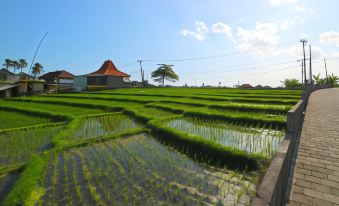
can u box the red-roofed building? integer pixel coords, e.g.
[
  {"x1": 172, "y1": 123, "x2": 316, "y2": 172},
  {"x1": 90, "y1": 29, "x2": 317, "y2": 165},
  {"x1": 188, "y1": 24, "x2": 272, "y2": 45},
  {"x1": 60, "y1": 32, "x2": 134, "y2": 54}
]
[
  {"x1": 39, "y1": 70, "x2": 75, "y2": 85},
  {"x1": 86, "y1": 60, "x2": 130, "y2": 89},
  {"x1": 239, "y1": 83, "x2": 253, "y2": 89},
  {"x1": 39, "y1": 70, "x2": 75, "y2": 92}
]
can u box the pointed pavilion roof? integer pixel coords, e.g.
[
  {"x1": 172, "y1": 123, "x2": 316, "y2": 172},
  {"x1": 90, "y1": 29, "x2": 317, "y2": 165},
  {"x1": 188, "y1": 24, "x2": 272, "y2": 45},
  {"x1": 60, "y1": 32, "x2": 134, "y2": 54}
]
[{"x1": 88, "y1": 60, "x2": 130, "y2": 77}]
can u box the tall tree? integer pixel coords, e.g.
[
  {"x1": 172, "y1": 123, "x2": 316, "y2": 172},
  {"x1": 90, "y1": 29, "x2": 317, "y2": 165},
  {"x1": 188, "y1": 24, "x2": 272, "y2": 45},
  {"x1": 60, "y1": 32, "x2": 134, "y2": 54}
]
[
  {"x1": 18, "y1": 59, "x2": 28, "y2": 74},
  {"x1": 2, "y1": 59, "x2": 12, "y2": 71},
  {"x1": 151, "y1": 64, "x2": 179, "y2": 87},
  {"x1": 31, "y1": 63, "x2": 43, "y2": 79},
  {"x1": 11, "y1": 60, "x2": 19, "y2": 74}
]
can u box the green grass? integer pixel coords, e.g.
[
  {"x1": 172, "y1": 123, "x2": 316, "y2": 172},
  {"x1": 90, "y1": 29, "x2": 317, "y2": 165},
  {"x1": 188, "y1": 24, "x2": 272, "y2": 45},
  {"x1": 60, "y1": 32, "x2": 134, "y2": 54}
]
[{"x1": 0, "y1": 110, "x2": 53, "y2": 130}]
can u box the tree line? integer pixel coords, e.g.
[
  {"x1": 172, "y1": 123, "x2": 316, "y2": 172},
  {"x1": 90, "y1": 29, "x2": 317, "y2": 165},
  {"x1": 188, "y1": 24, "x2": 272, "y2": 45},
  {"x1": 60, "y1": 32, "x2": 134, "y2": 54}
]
[
  {"x1": 282, "y1": 73, "x2": 339, "y2": 88},
  {"x1": 2, "y1": 58, "x2": 43, "y2": 78}
]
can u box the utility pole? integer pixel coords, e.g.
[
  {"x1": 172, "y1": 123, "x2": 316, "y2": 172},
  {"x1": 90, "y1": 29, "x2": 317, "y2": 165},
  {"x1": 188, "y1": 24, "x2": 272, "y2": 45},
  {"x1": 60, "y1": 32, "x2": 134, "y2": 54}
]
[
  {"x1": 324, "y1": 58, "x2": 329, "y2": 83},
  {"x1": 297, "y1": 59, "x2": 304, "y2": 85},
  {"x1": 309, "y1": 44, "x2": 313, "y2": 85},
  {"x1": 300, "y1": 39, "x2": 307, "y2": 85},
  {"x1": 137, "y1": 60, "x2": 144, "y2": 84}
]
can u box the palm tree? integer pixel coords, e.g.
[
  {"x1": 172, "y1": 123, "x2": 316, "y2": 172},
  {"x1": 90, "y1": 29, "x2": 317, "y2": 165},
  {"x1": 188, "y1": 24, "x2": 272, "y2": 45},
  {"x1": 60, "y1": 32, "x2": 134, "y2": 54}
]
[
  {"x1": 10, "y1": 60, "x2": 19, "y2": 74},
  {"x1": 31, "y1": 63, "x2": 43, "y2": 79},
  {"x1": 3, "y1": 59, "x2": 12, "y2": 71},
  {"x1": 18, "y1": 59, "x2": 28, "y2": 74},
  {"x1": 151, "y1": 64, "x2": 179, "y2": 87}
]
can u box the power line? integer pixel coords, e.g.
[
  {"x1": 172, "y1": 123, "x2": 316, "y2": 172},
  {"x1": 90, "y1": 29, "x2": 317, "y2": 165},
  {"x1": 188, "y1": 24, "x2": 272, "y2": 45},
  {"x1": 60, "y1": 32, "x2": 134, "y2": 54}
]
[
  {"x1": 140, "y1": 41, "x2": 300, "y2": 62},
  {"x1": 118, "y1": 61, "x2": 138, "y2": 68},
  {"x1": 176, "y1": 56, "x2": 326, "y2": 75}
]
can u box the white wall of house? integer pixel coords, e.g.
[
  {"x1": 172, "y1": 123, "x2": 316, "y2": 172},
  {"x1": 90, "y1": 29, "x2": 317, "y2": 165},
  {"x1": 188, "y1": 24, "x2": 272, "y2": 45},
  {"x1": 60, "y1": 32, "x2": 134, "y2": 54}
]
[
  {"x1": 74, "y1": 76, "x2": 87, "y2": 91},
  {"x1": 32, "y1": 83, "x2": 44, "y2": 92},
  {"x1": 59, "y1": 79, "x2": 74, "y2": 84}
]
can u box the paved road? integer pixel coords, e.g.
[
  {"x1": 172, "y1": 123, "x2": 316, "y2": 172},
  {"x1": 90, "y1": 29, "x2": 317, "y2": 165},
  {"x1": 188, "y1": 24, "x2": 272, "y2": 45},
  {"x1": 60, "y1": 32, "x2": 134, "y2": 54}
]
[{"x1": 288, "y1": 88, "x2": 339, "y2": 206}]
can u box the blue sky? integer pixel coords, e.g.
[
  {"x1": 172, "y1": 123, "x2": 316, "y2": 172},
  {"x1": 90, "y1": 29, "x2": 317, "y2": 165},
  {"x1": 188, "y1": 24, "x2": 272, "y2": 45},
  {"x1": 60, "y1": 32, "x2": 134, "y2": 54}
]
[{"x1": 1, "y1": 0, "x2": 339, "y2": 86}]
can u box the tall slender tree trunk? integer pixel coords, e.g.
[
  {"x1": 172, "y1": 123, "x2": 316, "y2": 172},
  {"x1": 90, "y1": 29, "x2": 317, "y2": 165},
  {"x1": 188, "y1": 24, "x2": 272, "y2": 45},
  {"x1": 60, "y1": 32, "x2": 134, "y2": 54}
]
[{"x1": 162, "y1": 75, "x2": 165, "y2": 87}]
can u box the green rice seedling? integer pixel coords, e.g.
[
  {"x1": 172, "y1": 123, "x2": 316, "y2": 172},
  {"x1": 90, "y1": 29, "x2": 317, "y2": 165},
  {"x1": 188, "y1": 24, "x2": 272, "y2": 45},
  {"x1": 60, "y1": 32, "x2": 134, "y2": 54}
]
[
  {"x1": 163, "y1": 118, "x2": 284, "y2": 158},
  {"x1": 0, "y1": 110, "x2": 53, "y2": 130},
  {"x1": 37, "y1": 134, "x2": 255, "y2": 205},
  {"x1": 0, "y1": 125, "x2": 63, "y2": 167},
  {"x1": 2, "y1": 99, "x2": 113, "y2": 116}
]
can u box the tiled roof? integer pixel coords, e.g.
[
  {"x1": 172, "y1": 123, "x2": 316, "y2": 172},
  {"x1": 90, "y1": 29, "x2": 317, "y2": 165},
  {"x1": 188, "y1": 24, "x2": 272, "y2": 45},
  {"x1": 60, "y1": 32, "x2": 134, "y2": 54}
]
[
  {"x1": 88, "y1": 60, "x2": 130, "y2": 77},
  {"x1": 40, "y1": 70, "x2": 75, "y2": 79},
  {"x1": 0, "y1": 68, "x2": 15, "y2": 75},
  {"x1": 239, "y1": 84, "x2": 253, "y2": 88}
]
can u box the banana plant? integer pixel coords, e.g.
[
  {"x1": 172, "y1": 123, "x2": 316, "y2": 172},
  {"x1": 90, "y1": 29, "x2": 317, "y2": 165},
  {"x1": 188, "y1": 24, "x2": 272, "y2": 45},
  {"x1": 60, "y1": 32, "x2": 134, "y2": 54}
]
[{"x1": 312, "y1": 73, "x2": 326, "y2": 85}]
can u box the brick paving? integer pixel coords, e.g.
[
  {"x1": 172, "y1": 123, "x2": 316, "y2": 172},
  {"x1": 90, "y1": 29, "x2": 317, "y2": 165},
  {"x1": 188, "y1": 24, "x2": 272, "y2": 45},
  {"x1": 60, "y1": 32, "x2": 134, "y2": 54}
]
[{"x1": 288, "y1": 88, "x2": 339, "y2": 206}]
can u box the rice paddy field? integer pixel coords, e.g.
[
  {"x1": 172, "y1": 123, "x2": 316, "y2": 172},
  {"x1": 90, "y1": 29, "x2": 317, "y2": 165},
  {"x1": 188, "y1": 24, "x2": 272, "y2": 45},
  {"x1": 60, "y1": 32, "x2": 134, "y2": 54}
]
[{"x1": 0, "y1": 88, "x2": 302, "y2": 205}]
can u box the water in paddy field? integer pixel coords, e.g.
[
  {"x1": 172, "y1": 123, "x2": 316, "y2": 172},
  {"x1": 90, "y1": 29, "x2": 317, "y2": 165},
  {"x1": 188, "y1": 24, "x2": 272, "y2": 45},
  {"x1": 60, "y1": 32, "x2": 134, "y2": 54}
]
[
  {"x1": 74, "y1": 114, "x2": 142, "y2": 140},
  {"x1": 40, "y1": 134, "x2": 255, "y2": 206},
  {"x1": 164, "y1": 118, "x2": 284, "y2": 158},
  {"x1": 0, "y1": 172, "x2": 20, "y2": 204}
]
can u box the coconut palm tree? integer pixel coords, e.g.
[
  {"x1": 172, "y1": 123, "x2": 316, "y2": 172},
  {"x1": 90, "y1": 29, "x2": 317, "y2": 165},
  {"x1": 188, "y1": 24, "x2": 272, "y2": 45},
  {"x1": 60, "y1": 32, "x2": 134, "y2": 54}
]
[
  {"x1": 10, "y1": 60, "x2": 19, "y2": 74},
  {"x1": 2, "y1": 59, "x2": 12, "y2": 71},
  {"x1": 151, "y1": 64, "x2": 179, "y2": 87},
  {"x1": 18, "y1": 59, "x2": 28, "y2": 74},
  {"x1": 31, "y1": 63, "x2": 43, "y2": 79}
]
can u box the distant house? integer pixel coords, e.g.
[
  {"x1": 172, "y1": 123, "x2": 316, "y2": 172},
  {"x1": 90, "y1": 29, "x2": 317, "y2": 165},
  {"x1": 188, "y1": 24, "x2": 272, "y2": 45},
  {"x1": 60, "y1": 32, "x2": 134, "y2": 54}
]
[
  {"x1": 86, "y1": 60, "x2": 130, "y2": 90},
  {"x1": 39, "y1": 70, "x2": 75, "y2": 92},
  {"x1": 17, "y1": 80, "x2": 45, "y2": 95},
  {"x1": 17, "y1": 72, "x2": 34, "y2": 80},
  {"x1": 131, "y1": 81, "x2": 144, "y2": 87},
  {"x1": 0, "y1": 80, "x2": 45, "y2": 98},
  {"x1": 39, "y1": 70, "x2": 75, "y2": 85},
  {"x1": 239, "y1": 84, "x2": 253, "y2": 89},
  {"x1": 0, "y1": 84, "x2": 18, "y2": 98},
  {"x1": 0, "y1": 69, "x2": 19, "y2": 82}
]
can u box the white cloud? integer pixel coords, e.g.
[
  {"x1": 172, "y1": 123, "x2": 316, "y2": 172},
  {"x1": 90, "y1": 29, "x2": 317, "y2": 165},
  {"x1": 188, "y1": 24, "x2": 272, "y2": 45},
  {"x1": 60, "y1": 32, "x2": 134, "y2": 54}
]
[
  {"x1": 235, "y1": 22, "x2": 279, "y2": 52},
  {"x1": 279, "y1": 21, "x2": 290, "y2": 30},
  {"x1": 181, "y1": 21, "x2": 209, "y2": 41},
  {"x1": 319, "y1": 31, "x2": 339, "y2": 47},
  {"x1": 270, "y1": 0, "x2": 296, "y2": 6},
  {"x1": 211, "y1": 22, "x2": 234, "y2": 42},
  {"x1": 295, "y1": 5, "x2": 306, "y2": 13}
]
